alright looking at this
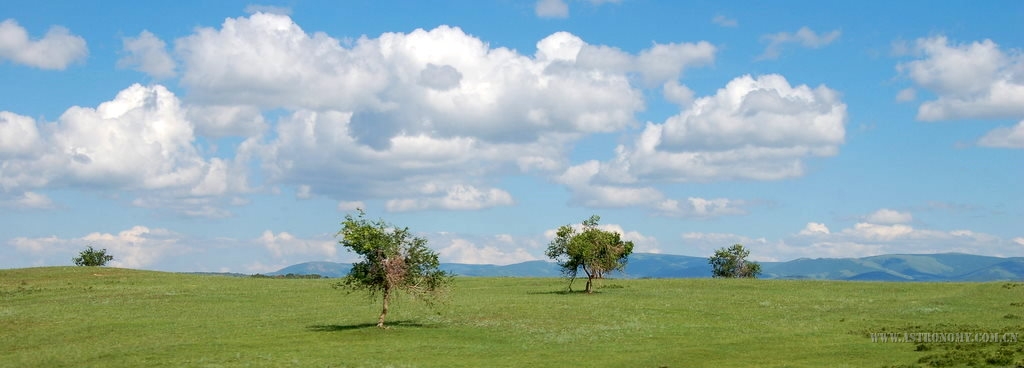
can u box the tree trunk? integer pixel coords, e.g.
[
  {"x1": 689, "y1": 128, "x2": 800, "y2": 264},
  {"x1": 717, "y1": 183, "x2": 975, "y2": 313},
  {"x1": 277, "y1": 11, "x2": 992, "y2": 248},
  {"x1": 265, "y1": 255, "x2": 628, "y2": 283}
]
[
  {"x1": 377, "y1": 287, "x2": 391, "y2": 328},
  {"x1": 583, "y1": 265, "x2": 594, "y2": 294}
]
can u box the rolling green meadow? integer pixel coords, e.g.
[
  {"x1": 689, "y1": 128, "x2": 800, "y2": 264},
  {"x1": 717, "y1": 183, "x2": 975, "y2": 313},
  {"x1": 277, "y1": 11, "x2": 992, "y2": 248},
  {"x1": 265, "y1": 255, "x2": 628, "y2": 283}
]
[{"x1": 3, "y1": 267, "x2": 1024, "y2": 367}]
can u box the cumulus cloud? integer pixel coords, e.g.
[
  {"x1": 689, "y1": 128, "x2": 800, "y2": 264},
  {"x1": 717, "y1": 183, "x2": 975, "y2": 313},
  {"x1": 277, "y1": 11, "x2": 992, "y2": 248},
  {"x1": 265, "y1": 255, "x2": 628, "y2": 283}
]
[
  {"x1": 759, "y1": 26, "x2": 840, "y2": 60},
  {"x1": 865, "y1": 208, "x2": 913, "y2": 224},
  {"x1": 0, "y1": 84, "x2": 249, "y2": 217},
  {"x1": 117, "y1": 30, "x2": 175, "y2": 79},
  {"x1": 977, "y1": 120, "x2": 1024, "y2": 149},
  {"x1": 799, "y1": 222, "x2": 831, "y2": 235},
  {"x1": 535, "y1": 0, "x2": 569, "y2": 18},
  {"x1": 605, "y1": 74, "x2": 846, "y2": 183},
  {"x1": 439, "y1": 237, "x2": 540, "y2": 265},
  {"x1": 0, "y1": 111, "x2": 43, "y2": 159},
  {"x1": 173, "y1": 14, "x2": 717, "y2": 209},
  {"x1": 552, "y1": 73, "x2": 843, "y2": 214},
  {"x1": 185, "y1": 104, "x2": 267, "y2": 138},
  {"x1": 0, "y1": 19, "x2": 87, "y2": 70},
  {"x1": 898, "y1": 36, "x2": 1024, "y2": 121},
  {"x1": 663, "y1": 80, "x2": 695, "y2": 105},
  {"x1": 385, "y1": 184, "x2": 514, "y2": 212},
  {"x1": 175, "y1": 16, "x2": 647, "y2": 142}
]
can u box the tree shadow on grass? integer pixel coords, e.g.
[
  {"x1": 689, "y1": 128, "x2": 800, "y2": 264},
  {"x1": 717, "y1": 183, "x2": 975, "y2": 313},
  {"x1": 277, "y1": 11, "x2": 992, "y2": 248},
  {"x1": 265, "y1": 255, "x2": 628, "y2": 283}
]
[
  {"x1": 526, "y1": 289, "x2": 600, "y2": 295},
  {"x1": 307, "y1": 320, "x2": 429, "y2": 331}
]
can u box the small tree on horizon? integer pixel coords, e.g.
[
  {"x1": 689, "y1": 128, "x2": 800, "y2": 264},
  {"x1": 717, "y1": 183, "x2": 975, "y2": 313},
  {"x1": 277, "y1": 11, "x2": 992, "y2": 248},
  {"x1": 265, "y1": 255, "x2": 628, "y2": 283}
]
[
  {"x1": 73, "y1": 246, "x2": 114, "y2": 267},
  {"x1": 334, "y1": 209, "x2": 452, "y2": 328},
  {"x1": 708, "y1": 244, "x2": 761, "y2": 278},
  {"x1": 546, "y1": 215, "x2": 634, "y2": 293}
]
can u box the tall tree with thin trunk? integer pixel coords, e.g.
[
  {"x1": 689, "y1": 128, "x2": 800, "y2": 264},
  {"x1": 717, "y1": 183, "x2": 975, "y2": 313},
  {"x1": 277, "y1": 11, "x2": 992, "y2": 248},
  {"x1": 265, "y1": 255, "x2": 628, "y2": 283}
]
[
  {"x1": 334, "y1": 210, "x2": 451, "y2": 328},
  {"x1": 546, "y1": 215, "x2": 634, "y2": 293}
]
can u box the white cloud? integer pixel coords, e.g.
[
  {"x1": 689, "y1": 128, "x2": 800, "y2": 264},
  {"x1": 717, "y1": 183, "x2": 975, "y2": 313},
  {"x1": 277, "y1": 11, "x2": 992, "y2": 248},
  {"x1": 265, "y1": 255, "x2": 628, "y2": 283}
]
[
  {"x1": 711, "y1": 15, "x2": 738, "y2": 27},
  {"x1": 439, "y1": 238, "x2": 539, "y2": 265},
  {"x1": 176, "y1": 16, "x2": 645, "y2": 141},
  {"x1": 535, "y1": 0, "x2": 569, "y2": 18},
  {"x1": 9, "y1": 226, "x2": 184, "y2": 269},
  {"x1": 0, "y1": 84, "x2": 249, "y2": 217},
  {"x1": 258, "y1": 230, "x2": 336, "y2": 259},
  {"x1": 0, "y1": 19, "x2": 87, "y2": 70},
  {"x1": 898, "y1": 36, "x2": 1024, "y2": 121},
  {"x1": 185, "y1": 104, "x2": 267, "y2": 138},
  {"x1": 663, "y1": 80, "x2": 695, "y2": 105},
  {"x1": 865, "y1": 208, "x2": 913, "y2": 224},
  {"x1": 799, "y1": 222, "x2": 831, "y2": 235},
  {"x1": 978, "y1": 120, "x2": 1024, "y2": 149},
  {"x1": 337, "y1": 200, "x2": 365, "y2": 212},
  {"x1": 385, "y1": 184, "x2": 514, "y2": 212},
  {"x1": 552, "y1": 73, "x2": 842, "y2": 214},
  {"x1": 656, "y1": 197, "x2": 747, "y2": 218},
  {"x1": 759, "y1": 26, "x2": 840, "y2": 60},
  {"x1": 0, "y1": 111, "x2": 43, "y2": 158},
  {"x1": 0, "y1": 191, "x2": 54, "y2": 209},
  {"x1": 895, "y1": 87, "x2": 916, "y2": 102},
  {"x1": 605, "y1": 74, "x2": 846, "y2": 183},
  {"x1": 180, "y1": 15, "x2": 724, "y2": 207},
  {"x1": 117, "y1": 30, "x2": 175, "y2": 79},
  {"x1": 595, "y1": 223, "x2": 662, "y2": 253},
  {"x1": 633, "y1": 41, "x2": 717, "y2": 85}
]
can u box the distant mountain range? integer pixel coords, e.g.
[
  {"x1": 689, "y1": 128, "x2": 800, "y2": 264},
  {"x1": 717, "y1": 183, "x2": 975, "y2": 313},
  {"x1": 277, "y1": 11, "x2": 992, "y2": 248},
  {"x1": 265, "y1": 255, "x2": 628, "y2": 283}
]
[{"x1": 269, "y1": 253, "x2": 1024, "y2": 282}]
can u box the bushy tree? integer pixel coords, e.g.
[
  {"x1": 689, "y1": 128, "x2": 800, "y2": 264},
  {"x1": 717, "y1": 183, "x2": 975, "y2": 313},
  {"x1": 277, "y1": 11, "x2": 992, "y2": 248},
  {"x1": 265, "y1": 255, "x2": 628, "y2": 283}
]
[
  {"x1": 708, "y1": 244, "x2": 761, "y2": 278},
  {"x1": 546, "y1": 215, "x2": 634, "y2": 293},
  {"x1": 334, "y1": 210, "x2": 452, "y2": 328},
  {"x1": 73, "y1": 246, "x2": 114, "y2": 267}
]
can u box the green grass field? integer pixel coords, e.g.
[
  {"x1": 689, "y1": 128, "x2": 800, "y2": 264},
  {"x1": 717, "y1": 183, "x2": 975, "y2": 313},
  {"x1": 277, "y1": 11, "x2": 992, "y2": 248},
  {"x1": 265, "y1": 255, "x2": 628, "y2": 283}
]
[{"x1": 2, "y1": 267, "x2": 1023, "y2": 367}]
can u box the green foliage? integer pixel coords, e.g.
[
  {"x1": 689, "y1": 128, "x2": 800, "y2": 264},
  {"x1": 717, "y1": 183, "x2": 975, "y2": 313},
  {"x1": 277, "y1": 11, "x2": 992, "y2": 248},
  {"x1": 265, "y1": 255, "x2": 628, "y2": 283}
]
[
  {"x1": 708, "y1": 243, "x2": 761, "y2": 278},
  {"x1": 72, "y1": 246, "x2": 114, "y2": 267},
  {"x1": 545, "y1": 215, "x2": 634, "y2": 293},
  {"x1": 334, "y1": 209, "x2": 451, "y2": 327}
]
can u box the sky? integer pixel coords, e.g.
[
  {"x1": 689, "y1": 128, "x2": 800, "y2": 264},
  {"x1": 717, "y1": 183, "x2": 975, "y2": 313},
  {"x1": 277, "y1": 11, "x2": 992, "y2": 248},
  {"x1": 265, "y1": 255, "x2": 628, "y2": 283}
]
[{"x1": 1, "y1": 0, "x2": 1022, "y2": 273}]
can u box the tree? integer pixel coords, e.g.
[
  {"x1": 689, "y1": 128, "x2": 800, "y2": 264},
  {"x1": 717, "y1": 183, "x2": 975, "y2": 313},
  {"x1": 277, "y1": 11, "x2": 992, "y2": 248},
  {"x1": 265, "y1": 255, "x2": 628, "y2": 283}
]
[
  {"x1": 73, "y1": 246, "x2": 114, "y2": 267},
  {"x1": 545, "y1": 215, "x2": 634, "y2": 293},
  {"x1": 334, "y1": 210, "x2": 452, "y2": 328},
  {"x1": 708, "y1": 244, "x2": 761, "y2": 278}
]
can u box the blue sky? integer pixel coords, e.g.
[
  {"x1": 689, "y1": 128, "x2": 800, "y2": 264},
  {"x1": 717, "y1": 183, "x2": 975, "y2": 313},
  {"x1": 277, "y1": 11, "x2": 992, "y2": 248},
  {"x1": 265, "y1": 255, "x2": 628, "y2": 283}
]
[{"x1": 1, "y1": 0, "x2": 1021, "y2": 273}]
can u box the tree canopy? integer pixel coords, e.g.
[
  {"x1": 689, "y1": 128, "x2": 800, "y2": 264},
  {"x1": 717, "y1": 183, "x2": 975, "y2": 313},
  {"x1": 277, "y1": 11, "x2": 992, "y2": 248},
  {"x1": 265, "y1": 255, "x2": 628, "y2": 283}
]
[
  {"x1": 73, "y1": 246, "x2": 114, "y2": 267},
  {"x1": 545, "y1": 215, "x2": 634, "y2": 293},
  {"x1": 708, "y1": 244, "x2": 762, "y2": 278},
  {"x1": 334, "y1": 210, "x2": 451, "y2": 328}
]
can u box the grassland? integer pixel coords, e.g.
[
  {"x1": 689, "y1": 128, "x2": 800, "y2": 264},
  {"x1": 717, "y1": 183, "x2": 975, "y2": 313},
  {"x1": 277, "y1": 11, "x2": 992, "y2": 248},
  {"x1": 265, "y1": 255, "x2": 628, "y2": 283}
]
[{"x1": 2, "y1": 267, "x2": 1024, "y2": 367}]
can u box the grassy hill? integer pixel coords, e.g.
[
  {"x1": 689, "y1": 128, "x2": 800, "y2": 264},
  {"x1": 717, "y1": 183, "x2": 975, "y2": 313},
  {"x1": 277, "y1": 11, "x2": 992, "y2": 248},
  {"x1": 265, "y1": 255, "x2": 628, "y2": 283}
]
[{"x1": 4, "y1": 267, "x2": 1024, "y2": 367}]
